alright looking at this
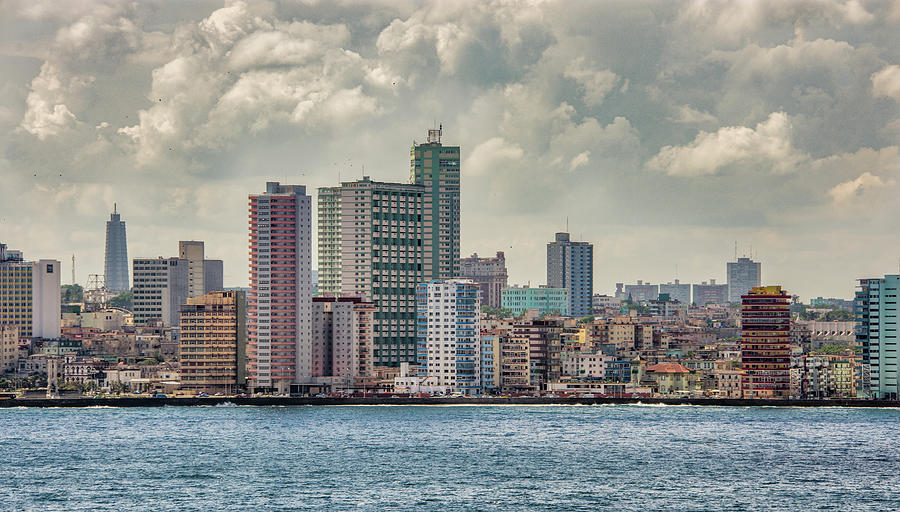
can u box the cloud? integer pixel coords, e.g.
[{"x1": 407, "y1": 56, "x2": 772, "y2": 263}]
[
  {"x1": 19, "y1": 63, "x2": 92, "y2": 139},
  {"x1": 649, "y1": 112, "x2": 807, "y2": 176},
  {"x1": 564, "y1": 58, "x2": 619, "y2": 106},
  {"x1": 872, "y1": 65, "x2": 900, "y2": 101},
  {"x1": 828, "y1": 172, "x2": 891, "y2": 203},
  {"x1": 464, "y1": 137, "x2": 524, "y2": 177}
]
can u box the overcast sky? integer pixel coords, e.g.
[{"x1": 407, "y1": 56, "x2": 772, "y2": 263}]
[{"x1": 2, "y1": 0, "x2": 900, "y2": 300}]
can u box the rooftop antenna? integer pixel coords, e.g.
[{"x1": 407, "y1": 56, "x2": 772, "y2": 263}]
[
  {"x1": 114, "y1": 202, "x2": 117, "y2": 215},
  {"x1": 566, "y1": 216, "x2": 569, "y2": 233},
  {"x1": 71, "y1": 254, "x2": 75, "y2": 285},
  {"x1": 734, "y1": 240, "x2": 737, "y2": 260}
]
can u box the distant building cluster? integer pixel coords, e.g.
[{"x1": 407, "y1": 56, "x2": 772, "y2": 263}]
[{"x1": 0, "y1": 127, "x2": 891, "y2": 401}]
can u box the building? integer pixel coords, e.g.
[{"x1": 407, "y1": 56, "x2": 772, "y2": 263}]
[
  {"x1": 132, "y1": 257, "x2": 188, "y2": 327},
  {"x1": 411, "y1": 126, "x2": 461, "y2": 279},
  {"x1": 0, "y1": 324, "x2": 17, "y2": 373},
  {"x1": 104, "y1": 204, "x2": 129, "y2": 292},
  {"x1": 178, "y1": 241, "x2": 224, "y2": 298},
  {"x1": 741, "y1": 285, "x2": 791, "y2": 399},
  {"x1": 659, "y1": 280, "x2": 690, "y2": 304},
  {"x1": 501, "y1": 285, "x2": 569, "y2": 316},
  {"x1": 692, "y1": 279, "x2": 728, "y2": 305},
  {"x1": 416, "y1": 279, "x2": 481, "y2": 394},
  {"x1": 133, "y1": 241, "x2": 223, "y2": 327},
  {"x1": 622, "y1": 281, "x2": 659, "y2": 302},
  {"x1": 459, "y1": 251, "x2": 508, "y2": 309},
  {"x1": 856, "y1": 275, "x2": 900, "y2": 399},
  {"x1": 312, "y1": 296, "x2": 376, "y2": 384},
  {"x1": 248, "y1": 182, "x2": 313, "y2": 393},
  {"x1": 592, "y1": 294, "x2": 622, "y2": 312},
  {"x1": 644, "y1": 362, "x2": 698, "y2": 396},
  {"x1": 728, "y1": 257, "x2": 761, "y2": 303},
  {"x1": 0, "y1": 243, "x2": 61, "y2": 339},
  {"x1": 547, "y1": 232, "x2": 593, "y2": 316},
  {"x1": 317, "y1": 177, "x2": 426, "y2": 366},
  {"x1": 178, "y1": 290, "x2": 247, "y2": 393}
]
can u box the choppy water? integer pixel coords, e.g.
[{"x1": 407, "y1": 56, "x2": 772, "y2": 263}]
[{"x1": 1, "y1": 404, "x2": 898, "y2": 511}]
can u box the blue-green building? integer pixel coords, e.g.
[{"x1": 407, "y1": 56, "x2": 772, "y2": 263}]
[
  {"x1": 501, "y1": 285, "x2": 569, "y2": 316},
  {"x1": 856, "y1": 275, "x2": 899, "y2": 399}
]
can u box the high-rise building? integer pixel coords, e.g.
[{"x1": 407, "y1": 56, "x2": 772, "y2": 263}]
[
  {"x1": 501, "y1": 285, "x2": 569, "y2": 316},
  {"x1": 411, "y1": 127, "x2": 460, "y2": 279},
  {"x1": 741, "y1": 285, "x2": 791, "y2": 399},
  {"x1": 312, "y1": 296, "x2": 376, "y2": 383},
  {"x1": 248, "y1": 182, "x2": 313, "y2": 393},
  {"x1": 659, "y1": 280, "x2": 691, "y2": 304},
  {"x1": 0, "y1": 243, "x2": 60, "y2": 339},
  {"x1": 622, "y1": 280, "x2": 658, "y2": 303},
  {"x1": 132, "y1": 241, "x2": 223, "y2": 327},
  {"x1": 0, "y1": 323, "x2": 18, "y2": 373},
  {"x1": 416, "y1": 279, "x2": 481, "y2": 394},
  {"x1": 104, "y1": 204, "x2": 129, "y2": 292},
  {"x1": 132, "y1": 257, "x2": 189, "y2": 327},
  {"x1": 728, "y1": 257, "x2": 761, "y2": 303},
  {"x1": 856, "y1": 275, "x2": 900, "y2": 399},
  {"x1": 460, "y1": 251, "x2": 508, "y2": 309},
  {"x1": 317, "y1": 177, "x2": 426, "y2": 366},
  {"x1": 178, "y1": 241, "x2": 224, "y2": 297},
  {"x1": 547, "y1": 232, "x2": 593, "y2": 317},
  {"x1": 692, "y1": 279, "x2": 728, "y2": 305},
  {"x1": 179, "y1": 290, "x2": 247, "y2": 393}
]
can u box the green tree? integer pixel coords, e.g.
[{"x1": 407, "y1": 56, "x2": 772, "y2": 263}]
[
  {"x1": 823, "y1": 310, "x2": 854, "y2": 322},
  {"x1": 109, "y1": 291, "x2": 133, "y2": 310},
  {"x1": 61, "y1": 284, "x2": 84, "y2": 303}
]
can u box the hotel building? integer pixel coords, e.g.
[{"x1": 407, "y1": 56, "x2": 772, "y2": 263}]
[
  {"x1": 179, "y1": 290, "x2": 247, "y2": 393},
  {"x1": 460, "y1": 251, "x2": 508, "y2": 309},
  {"x1": 547, "y1": 232, "x2": 593, "y2": 316},
  {"x1": 0, "y1": 243, "x2": 60, "y2": 339},
  {"x1": 856, "y1": 275, "x2": 900, "y2": 399}
]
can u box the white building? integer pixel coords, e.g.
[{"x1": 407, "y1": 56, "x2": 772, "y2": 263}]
[
  {"x1": 0, "y1": 243, "x2": 60, "y2": 339},
  {"x1": 132, "y1": 257, "x2": 188, "y2": 326},
  {"x1": 416, "y1": 279, "x2": 482, "y2": 394}
]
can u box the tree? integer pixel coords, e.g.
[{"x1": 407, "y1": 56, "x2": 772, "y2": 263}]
[
  {"x1": 109, "y1": 291, "x2": 133, "y2": 310},
  {"x1": 823, "y1": 310, "x2": 854, "y2": 322},
  {"x1": 61, "y1": 284, "x2": 84, "y2": 303},
  {"x1": 577, "y1": 315, "x2": 594, "y2": 324}
]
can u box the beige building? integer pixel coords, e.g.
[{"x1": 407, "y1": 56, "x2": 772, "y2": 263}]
[
  {"x1": 645, "y1": 362, "x2": 698, "y2": 396},
  {"x1": 312, "y1": 296, "x2": 376, "y2": 384},
  {"x1": 0, "y1": 244, "x2": 61, "y2": 339},
  {"x1": 178, "y1": 290, "x2": 247, "y2": 393},
  {"x1": 500, "y1": 335, "x2": 532, "y2": 393},
  {"x1": 1, "y1": 324, "x2": 17, "y2": 374}
]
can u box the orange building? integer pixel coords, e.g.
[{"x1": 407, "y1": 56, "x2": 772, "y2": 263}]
[
  {"x1": 741, "y1": 286, "x2": 791, "y2": 399},
  {"x1": 179, "y1": 290, "x2": 247, "y2": 393}
]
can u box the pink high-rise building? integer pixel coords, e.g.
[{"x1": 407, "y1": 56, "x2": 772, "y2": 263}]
[{"x1": 248, "y1": 182, "x2": 312, "y2": 393}]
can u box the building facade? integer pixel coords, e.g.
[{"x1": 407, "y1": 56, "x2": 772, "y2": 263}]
[
  {"x1": 501, "y1": 285, "x2": 569, "y2": 316},
  {"x1": 248, "y1": 182, "x2": 313, "y2": 393},
  {"x1": 132, "y1": 257, "x2": 189, "y2": 327},
  {"x1": 179, "y1": 290, "x2": 247, "y2": 393},
  {"x1": 0, "y1": 243, "x2": 60, "y2": 339},
  {"x1": 416, "y1": 279, "x2": 481, "y2": 394},
  {"x1": 856, "y1": 275, "x2": 900, "y2": 399},
  {"x1": 728, "y1": 257, "x2": 762, "y2": 303},
  {"x1": 312, "y1": 296, "x2": 376, "y2": 383},
  {"x1": 317, "y1": 177, "x2": 426, "y2": 366},
  {"x1": 459, "y1": 251, "x2": 508, "y2": 309},
  {"x1": 178, "y1": 241, "x2": 223, "y2": 298},
  {"x1": 659, "y1": 280, "x2": 691, "y2": 304},
  {"x1": 741, "y1": 285, "x2": 791, "y2": 399},
  {"x1": 547, "y1": 232, "x2": 593, "y2": 316},
  {"x1": 693, "y1": 280, "x2": 728, "y2": 305},
  {"x1": 104, "y1": 204, "x2": 129, "y2": 292},
  {"x1": 411, "y1": 127, "x2": 460, "y2": 280},
  {"x1": 622, "y1": 281, "x2": 659, "y2": 302},
  {"x1": 0, "y1": 323, "x2": 17, "y2": 373}
]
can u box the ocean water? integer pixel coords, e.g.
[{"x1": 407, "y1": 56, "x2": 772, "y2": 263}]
[{"x1": 1, "y1": 405, "x2": 898, "y2": 511}]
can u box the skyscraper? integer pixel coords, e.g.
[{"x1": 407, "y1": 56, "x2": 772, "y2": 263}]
[
  {"x1": 317, "y1": 177, "x2": 425, "y2": 366},
  {"x1": 547, "y1": 232, "x2": 593, "y2": 317},
  {"x1": 459, "y1": 251, "x2": 508, "y2": 309},
  {"x1": 248, "y1": 182, "x2": 313, "y2": 393},
  {"x1": 856, "y1": 275, "x2": 900, "y2": 399},
  {"x1": 740, "y1": 285, "x2": 791, "y2": 399},
  {"x1": 410, "y1": 126, "x2": 460, "y2": 279},
  {"x1": 104, "y1": 204, "x2": 129, "y2": 292},
  {"x1": 727, "y1": 257, "x2": 761, "y2": 303}
]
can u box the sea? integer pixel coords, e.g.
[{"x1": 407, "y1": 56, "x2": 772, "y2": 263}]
[{"x1": 1, "y1": 404, "x2": 898, "y2": 511}]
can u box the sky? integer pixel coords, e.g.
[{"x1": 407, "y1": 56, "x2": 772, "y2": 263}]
[{"x1": 1, "y1": 0, "x2": 899, "y2": 300}]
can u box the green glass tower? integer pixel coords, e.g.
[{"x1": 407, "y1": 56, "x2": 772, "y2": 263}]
[{"x1": 410, "y1": 126, "x2": 460, "y2": 279}]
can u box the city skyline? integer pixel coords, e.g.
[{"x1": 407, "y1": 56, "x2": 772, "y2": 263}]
[{"x1": 2, "y1": 1, "x2": 900, "y2": 300}]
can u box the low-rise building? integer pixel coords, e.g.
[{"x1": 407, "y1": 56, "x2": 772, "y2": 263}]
[{"x1": 501, "y1": 285, "x2": 569, "y2": 316}]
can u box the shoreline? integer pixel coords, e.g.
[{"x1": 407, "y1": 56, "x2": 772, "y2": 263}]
[{"x1": 1, "y1": 396, "x2": 899, "y2": 408}]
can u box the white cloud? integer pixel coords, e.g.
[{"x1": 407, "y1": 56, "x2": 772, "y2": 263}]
[
  {"x1": 828, "y1": 172, "x2": 890, "y2": 203},
  {"x1": 669, "y1": 105, "x2": 718, "y2": 124},
  {"x1": 649, "y1": 112, "x2": 807, "y2": 176},
  {"x1": 564, "y1": 58, "x2": 619, "y2": 107},
  {"x1": 19, "y1": 63, "x2": 92, "y2": 140},
  {"x1": 464, "y1": 137, "x2": 524, "y2": 177},
  {"x1": 872, "y1": 65, "x2": 900, "y2": 101},
  {"x1": 569, "y1": 151, "x2": 590, "y2": 171}
]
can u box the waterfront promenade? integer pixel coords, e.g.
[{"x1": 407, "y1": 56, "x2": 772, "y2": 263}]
[{"x1": 2, "y1": 395, "x2": 898, "y2": 408}]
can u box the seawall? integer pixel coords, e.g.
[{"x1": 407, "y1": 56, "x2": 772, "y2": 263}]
[{"x1": 1, "y1": 396, "x2": 899, "y2": 408}]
